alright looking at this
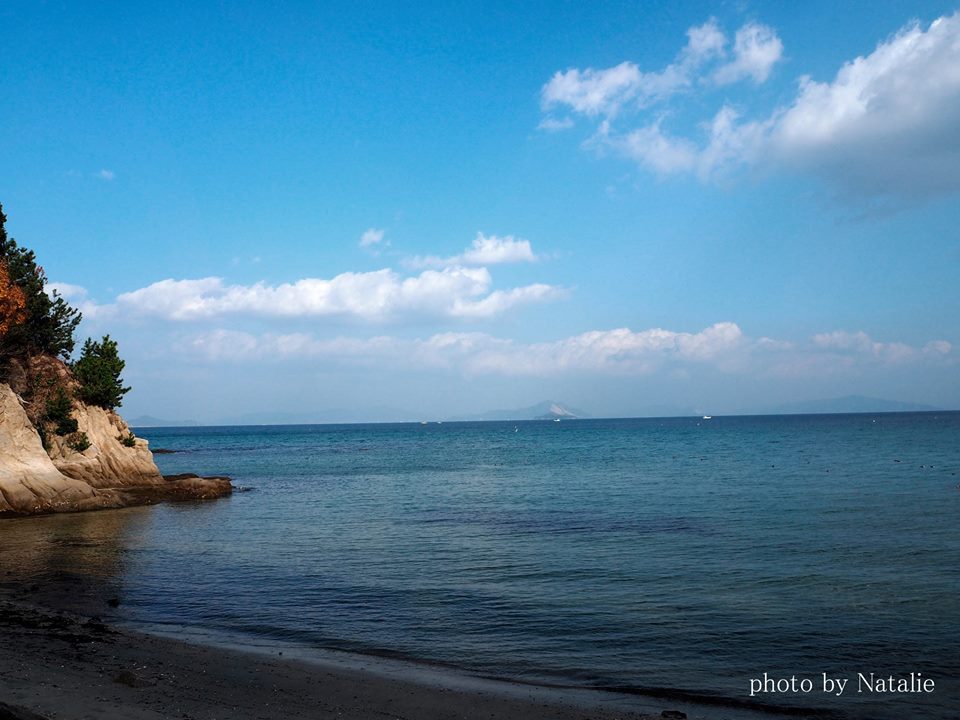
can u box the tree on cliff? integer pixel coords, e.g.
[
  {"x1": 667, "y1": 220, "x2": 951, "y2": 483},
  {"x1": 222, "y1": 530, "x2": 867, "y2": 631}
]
[
  {"x1": 72, "y1": 335, "x2": 130, "y2": 410},
  {"x1": 0, "y1": 203, "x2": 82, "y2": 360},
  {"x1": 0, "y1": 261, "x2": 27, "y2": 337}
]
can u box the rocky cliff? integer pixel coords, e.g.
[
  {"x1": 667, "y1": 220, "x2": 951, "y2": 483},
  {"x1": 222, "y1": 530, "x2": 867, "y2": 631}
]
[
  {"x1": 0, "y1": 367, "x2": 231, "y2": 516},
  {"x1": 46, "y1": 399, "x2": 162, "y2": 488},
  {"x1": 0, "y1": 384, "x2": 124, "y2": 515}
]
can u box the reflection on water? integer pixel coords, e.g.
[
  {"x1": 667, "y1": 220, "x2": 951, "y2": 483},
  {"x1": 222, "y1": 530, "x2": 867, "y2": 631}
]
[{"x1": 0, "y1": 506, "x2": 154, "y2": 613}]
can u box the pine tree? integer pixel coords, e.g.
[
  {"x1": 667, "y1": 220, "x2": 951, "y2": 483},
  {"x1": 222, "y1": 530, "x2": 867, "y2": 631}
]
[
  {"x1": 72, "y1": 335, "x2": 130, "y2": 410},
  {"x1": 0, "y1": 203, "x2": 82, "y2": 359}
]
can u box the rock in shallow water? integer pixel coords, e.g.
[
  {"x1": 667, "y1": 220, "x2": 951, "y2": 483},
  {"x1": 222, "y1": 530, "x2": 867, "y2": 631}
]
[{"x1": 0, "y1": 382, "x2": 232, "y2": 516}]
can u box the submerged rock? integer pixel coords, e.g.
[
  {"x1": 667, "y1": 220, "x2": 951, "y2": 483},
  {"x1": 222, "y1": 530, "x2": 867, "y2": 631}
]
[{"x1": 123, "y1": 473, "x2": 234, "y2": 503}]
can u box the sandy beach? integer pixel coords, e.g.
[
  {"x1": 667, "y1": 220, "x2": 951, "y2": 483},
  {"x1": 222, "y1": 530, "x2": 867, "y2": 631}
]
[{"x1": 0, "y1": 587, "x2": 703, "y2": 720}]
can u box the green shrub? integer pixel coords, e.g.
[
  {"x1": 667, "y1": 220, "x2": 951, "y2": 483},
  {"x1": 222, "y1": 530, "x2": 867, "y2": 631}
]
[
  {"x1": 44, "y1": 387, "x2": 78, "y2": 436},
  {"x1": 119, "y1": 432, "x2": 136, "y2": 447},
  {"x1": 72, "y1": 335, "x2": 130, "y2": 410},
  {"x1": 66, "y1": 431, "x2": 91, "y2": 453}
]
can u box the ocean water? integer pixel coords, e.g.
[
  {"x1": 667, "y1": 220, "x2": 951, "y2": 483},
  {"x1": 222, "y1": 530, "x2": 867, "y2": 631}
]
[{"x1": 3, "y1": 413, "x2": 959, "y2": 718}]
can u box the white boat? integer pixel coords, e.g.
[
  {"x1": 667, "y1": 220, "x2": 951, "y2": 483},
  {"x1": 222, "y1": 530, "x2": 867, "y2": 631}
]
[{"x1": 702, "y1": 415, "x2": 712, "y2": 420}]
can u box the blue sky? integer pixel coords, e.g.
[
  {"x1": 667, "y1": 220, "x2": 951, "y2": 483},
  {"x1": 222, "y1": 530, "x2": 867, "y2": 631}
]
[{"x1": 2, "y1": 1, "x2": 958, "y2": 421}]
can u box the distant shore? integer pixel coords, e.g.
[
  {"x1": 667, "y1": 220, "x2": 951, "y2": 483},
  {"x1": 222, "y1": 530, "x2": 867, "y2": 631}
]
[{"x1": 0, "y1": 589, "x2": 699, "y2": 720}]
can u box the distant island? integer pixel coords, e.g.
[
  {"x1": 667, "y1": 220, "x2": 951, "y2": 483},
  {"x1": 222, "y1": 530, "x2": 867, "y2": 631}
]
[
  {"x1": 123, "y1": 394, "x2": 951, "y2": 429},
  {"x1": 453, "y1": 401, "x2": 586, "y2": 422}
]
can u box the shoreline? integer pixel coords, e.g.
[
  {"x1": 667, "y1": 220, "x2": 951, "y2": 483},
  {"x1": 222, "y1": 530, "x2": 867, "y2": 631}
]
[
  {"x1": 129, "y1": 621, "x2": 839, "y2": 719},
  {"x1": 0, "y1": 592, "x2": 704, "y2": 720},
  {"x1": 0, "y1": 508, "x2": 854, "y2": 720}
]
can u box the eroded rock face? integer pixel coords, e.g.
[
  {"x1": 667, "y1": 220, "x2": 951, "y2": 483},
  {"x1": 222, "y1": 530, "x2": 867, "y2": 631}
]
[
  {"x1": 3, "y1": 353, "x2": 164, "y2": 488},
  {"x1": 0, "y1": 384, "x2": 123, "y2": 515},
  {"x1": 46, "y1": 401, "x2": 163, "y2": 488},
  {"x1": 1, "y1": 377, "x2": 232, "y2": 517}
]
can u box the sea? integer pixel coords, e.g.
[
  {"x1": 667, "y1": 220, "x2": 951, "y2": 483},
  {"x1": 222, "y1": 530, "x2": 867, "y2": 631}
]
[{"x1": 2, "y1": 412, "x2": 959, "y2": 719}]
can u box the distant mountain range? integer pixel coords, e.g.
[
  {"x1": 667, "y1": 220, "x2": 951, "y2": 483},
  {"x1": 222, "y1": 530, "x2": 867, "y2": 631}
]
[{"x1": 128, "y1": 395, "x2": 947, "y2": 427}]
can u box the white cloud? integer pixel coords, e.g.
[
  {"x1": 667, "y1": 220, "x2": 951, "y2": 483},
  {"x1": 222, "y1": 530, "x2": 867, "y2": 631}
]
[
  {"x1": 540, "y1": 19, "x2": 779, "y2": 126},
  {"x1": 462, "y1": 234, "x2": 537, "y2": 264},
  {"x1": 46, "y1": 282, "x2": 88, "y2": 300},
  {"x1": 464, "y1": 322, "x2": 747, "y2": 375},
  {"x1": 359, "y1": 228, "x2": 386, "y2": 247},
  {"x1": 96, "y1": 169, "x2": 115, "y2": 181},
  {"x1": 45, "y1": 282, "x2": 109, "y2": 320},
  {"x1": 767, "y1": 12, "x2": 960, "y2": 197},
  {"x1": 609, "y1": 122, "x2": 699, "y2": 174},
  {"x1": 811, "y1": 330, "x2": 951, "y2": 364},
  {"x1": 712, "y1": 23, "x2": 783, "y2": 85},
  {"x1": 186, "y1": 322, "x2": 746, "y2": 373},
  {"x1": 182, "y1": 323, "x2": 952, "y2": 378},
  {"x1": 448, "y1": 284, "x2": 559, "y2": 319},
  {"x1": 592, "y1": 104, "x2": 769, "y2": 180},
  {"x1": 542, "y1": 61, "x2": 644, "y2": 118},
  {"x1": 684, "y1": 18, "x2": 727, "y2": 62},
  {"x1": 762, "y1": 330, "x2": 953, "y2": 378},
  {"x1": 82, "y1": 265, "x2": 563, "y2": 323},
  {"x1": 406, "y1": 233, "x2": 538, "y2": 269},
  {"x1": 557, "y1": 11, "x2": 960, "y2": 200}
]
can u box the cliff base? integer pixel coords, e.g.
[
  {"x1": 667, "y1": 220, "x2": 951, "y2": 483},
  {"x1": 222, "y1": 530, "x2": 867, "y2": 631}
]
[{"x1": 0, "y1": 377, "x2": 231, "y2": 517}]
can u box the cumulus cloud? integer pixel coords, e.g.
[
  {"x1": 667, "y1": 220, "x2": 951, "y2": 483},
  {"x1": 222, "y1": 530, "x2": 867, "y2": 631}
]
[
  {"x1": 766, "y1": 12, "x2": 960, "y2": 198},
  {"x1": 406, "y1": 233, "x2": 537, "y2": 269},
  {"x1": 183, "y1": 323, "x2": 951, "y2": 379},
  {"x1": 79, "y1": 266, "x2": 563, "y2": 323},
  {"x1": 551, "y1": 11, "x2": 960, "y2": 200}
]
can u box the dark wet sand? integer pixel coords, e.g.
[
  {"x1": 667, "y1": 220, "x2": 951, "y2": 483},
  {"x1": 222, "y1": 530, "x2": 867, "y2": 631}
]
[{"x1": 0, "y1": 590, "x2": 717, "y2": 720}]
